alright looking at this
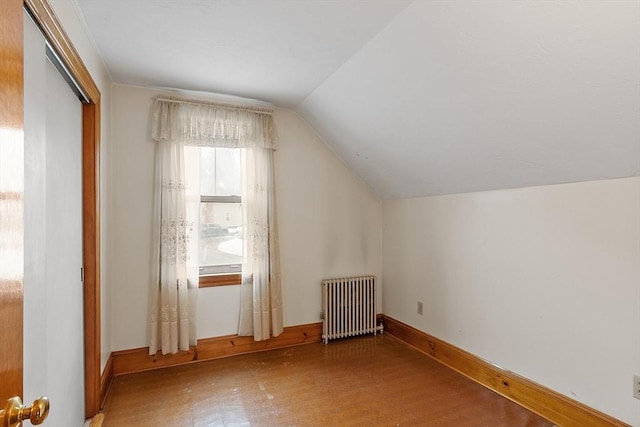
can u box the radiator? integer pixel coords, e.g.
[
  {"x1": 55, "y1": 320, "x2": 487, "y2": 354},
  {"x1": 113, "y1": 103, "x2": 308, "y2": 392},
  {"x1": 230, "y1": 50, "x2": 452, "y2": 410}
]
[{"x1": 321, "y1": 275, "x2": 382, "y2": 344}]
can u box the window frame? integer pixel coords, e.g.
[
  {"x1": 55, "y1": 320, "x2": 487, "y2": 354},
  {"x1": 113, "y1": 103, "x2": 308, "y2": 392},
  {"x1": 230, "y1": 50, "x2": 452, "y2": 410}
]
[{"x1": 199, "y1": 273, "x2": 242, "y2": 288}]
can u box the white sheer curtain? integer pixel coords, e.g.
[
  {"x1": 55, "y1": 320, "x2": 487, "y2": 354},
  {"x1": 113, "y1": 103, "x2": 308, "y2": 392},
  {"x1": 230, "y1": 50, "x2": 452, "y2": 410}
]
[
  {"x1": 237, "y1": 147, "x2": 283, "y2": 340},
  {"x1": 150, "y1": 97, "x2": 282, "y2": 353},
  {"x1": 148, "y1": 137, "x2": 199, "y2": 355}
]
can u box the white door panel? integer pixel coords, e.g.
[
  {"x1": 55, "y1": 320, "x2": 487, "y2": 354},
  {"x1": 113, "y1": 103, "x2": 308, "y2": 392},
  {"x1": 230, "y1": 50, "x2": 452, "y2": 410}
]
[
  {"x1": 23, "y1": 12, "x2": 85, "y2": 427},
  {"x1": 23, "y1": 9, "x2": 48, "y2": 406}
]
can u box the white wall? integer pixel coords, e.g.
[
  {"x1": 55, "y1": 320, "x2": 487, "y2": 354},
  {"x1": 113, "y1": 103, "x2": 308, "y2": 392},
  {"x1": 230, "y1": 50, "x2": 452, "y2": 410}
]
[
  {"x1": 382, "y1": 177, "x2": 640, "y2": 425},
  {"x1": 48, "y1": 0, "x2": 113, "y2": 372},
  {"x1": 109, "y1": 84, "x2": 382, "y2": 349}
]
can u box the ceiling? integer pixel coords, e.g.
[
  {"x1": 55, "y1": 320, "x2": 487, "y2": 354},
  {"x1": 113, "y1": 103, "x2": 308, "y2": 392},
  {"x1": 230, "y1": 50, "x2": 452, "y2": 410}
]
[
  {"x1": 75, "y1": 0, "x2": 410, "y2": 106},
  {"x1": 76, "y1": 0, "x2": 640, "y2": 199}
]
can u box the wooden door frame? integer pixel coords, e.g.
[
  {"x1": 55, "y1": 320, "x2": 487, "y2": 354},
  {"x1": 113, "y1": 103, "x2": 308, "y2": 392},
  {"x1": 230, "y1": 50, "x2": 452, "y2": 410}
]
[{"x1": 21, "y1": 0, "x2": 102, "y2": 419}]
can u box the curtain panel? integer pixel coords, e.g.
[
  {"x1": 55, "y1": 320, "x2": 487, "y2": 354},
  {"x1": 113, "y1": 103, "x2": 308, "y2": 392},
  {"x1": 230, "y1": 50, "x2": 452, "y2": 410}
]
[
  {"x1": 149, "y1": 97, "x2": 283, "y2": 354},
  {"x1": 237, "y1": 147, "x2": 284, "y2": 341},
  {"x1": 148, "y1": 137, "x2": 199, "y2": 355}
]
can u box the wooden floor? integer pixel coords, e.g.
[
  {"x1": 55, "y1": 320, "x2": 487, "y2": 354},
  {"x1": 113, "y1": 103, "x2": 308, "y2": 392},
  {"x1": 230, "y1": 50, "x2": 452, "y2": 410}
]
[{"x1": 102, "y1": 334, "x2": 553, "y2": 426}]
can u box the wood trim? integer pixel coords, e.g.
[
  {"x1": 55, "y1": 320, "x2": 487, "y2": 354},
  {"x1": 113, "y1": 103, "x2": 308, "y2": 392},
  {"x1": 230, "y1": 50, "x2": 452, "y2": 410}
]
[
  {"x1": 24, "y1": 0, "x2": 102, "y2": 419},
  {"x1": 112, "y1": 347, "x2": 197, "y2": 376},
  {"x1": 197, "y1": 322, "x2": 322, "y2": 360},
  {"x1": 99, "y1": 353, "x2": 113, "y2": 410},
  {"x1": 381, "y1": 315, "x2": 629, "y2": 427},
  {"x1": 199, "y1": 273, "x2": 241, "y2": 288},
  {"x1": 23, "y1": 0, "x2": 99, "y2": 103},
  {"x1": 112, "y1": 322, "x2": 323, "y2": 376},
  {"x1": 82, "y1": 101, "x2": 101, "y2": 418}
]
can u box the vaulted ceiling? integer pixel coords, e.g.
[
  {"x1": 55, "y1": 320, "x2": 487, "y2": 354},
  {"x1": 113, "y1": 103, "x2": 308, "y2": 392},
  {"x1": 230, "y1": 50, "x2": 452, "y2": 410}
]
[{"x1": 76, "y1": 0, "x2": 640, "y2": 199}]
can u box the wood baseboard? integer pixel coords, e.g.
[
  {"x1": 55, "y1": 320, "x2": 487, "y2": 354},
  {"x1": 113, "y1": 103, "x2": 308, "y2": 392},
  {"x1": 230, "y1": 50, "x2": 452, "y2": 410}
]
[
  {"x1": 112, "y1": 322, "x2": 323, "y2": 376},
  {"x1": 381, "y1": 315, "x2": 628, "y2": 427},
  {"x1": 99, "y1": 353, "x2": 114, "y2": 410},
  {"x1": 197, "y1": 322, "x2": 322, "y2": 360},
  {"x1": 112, "y1": 346, "x2": 197, "y2": 376}
]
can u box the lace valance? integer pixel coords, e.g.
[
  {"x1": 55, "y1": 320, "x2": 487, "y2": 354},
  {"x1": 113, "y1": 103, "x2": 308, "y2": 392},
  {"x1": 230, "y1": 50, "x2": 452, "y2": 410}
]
[{"x1": 152, "y1": 97, "x2": 278, "y2": 149}]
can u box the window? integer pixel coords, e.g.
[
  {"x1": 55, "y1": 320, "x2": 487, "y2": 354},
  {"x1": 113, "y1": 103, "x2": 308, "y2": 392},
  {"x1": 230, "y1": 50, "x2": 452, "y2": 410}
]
[
  {"x1": 151, "y1": 97, "x2": 282, "y2": 344},
  {"x1": 198, "y1": 147, "x2": 243, "y2": 286}
]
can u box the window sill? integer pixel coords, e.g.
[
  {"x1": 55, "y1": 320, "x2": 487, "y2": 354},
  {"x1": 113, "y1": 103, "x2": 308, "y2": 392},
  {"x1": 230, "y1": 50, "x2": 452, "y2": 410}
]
[{"x1": 199, "y1": 273, "x2": 241, "y2": 288}]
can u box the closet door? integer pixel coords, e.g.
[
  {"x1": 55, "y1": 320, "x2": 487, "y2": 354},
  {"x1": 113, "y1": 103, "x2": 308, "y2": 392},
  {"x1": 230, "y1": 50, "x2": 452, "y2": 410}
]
[{"x1": 23, "y1": 12, "x2": 85, "y2": 427}]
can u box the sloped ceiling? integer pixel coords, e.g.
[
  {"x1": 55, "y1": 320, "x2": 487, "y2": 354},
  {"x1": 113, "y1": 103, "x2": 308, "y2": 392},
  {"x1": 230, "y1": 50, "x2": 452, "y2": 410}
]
[
  {"x1": 75, "y1": 0, "x2": 411, "y2": 106},
  {"x1": 76, "y1": 0, "x2": 640, "y2": 199}
]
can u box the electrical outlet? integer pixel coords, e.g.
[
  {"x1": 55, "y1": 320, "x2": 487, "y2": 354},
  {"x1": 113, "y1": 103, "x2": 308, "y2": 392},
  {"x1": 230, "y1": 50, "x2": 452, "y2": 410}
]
[
  {"x1": 634, "y1": 374, "x2": 640, "y2": 400},
  {"x1": 417, "y1": 301, "x2": 423, "y2": 316}
]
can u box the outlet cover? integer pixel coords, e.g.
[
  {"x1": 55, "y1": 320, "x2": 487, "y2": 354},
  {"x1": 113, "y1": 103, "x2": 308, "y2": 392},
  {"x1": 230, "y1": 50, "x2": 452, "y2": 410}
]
[
  {"x1": 634, "y1": 374, "x2": 640, "y2": 400},
  {"x1": 417, "y1": 301, "x2": 423, "y2": 316}
]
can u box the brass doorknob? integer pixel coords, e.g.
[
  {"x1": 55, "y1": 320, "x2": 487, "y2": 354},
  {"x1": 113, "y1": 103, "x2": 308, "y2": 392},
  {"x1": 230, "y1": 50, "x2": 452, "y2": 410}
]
[{"x1": 0, "y1": 396, "x2": 49, "y2": 427}]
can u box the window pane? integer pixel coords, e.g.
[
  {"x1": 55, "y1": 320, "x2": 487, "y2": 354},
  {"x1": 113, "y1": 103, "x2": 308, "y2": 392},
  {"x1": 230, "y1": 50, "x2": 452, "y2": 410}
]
[
  {"x1": 215, "y1": 148, "x2": 241, "y2": 196},
  {"x1": 199, "y1": 202, "x2": 243, "y2": 268},
  {"x1": 200, "y1": 147, "x2": 241, "y2": 197},
  {"x1": 200, "y1": 147, "x2": 216, "y2": 196}
]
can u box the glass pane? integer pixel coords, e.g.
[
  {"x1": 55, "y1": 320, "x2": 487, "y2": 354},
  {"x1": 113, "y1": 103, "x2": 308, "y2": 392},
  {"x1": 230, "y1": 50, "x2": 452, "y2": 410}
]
[
  {"x1": 200, "y1": 147, "x2": 241, "y2": 197},
  {"x1": 215, "y1": 148, "x2": 241, "y2": 196},
  {"x1": 199, "y1": 202, "x2": 243, "y2": 268},
  {"x1": 200, "y1": 147, "x2": 216, "y2": 196}
]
